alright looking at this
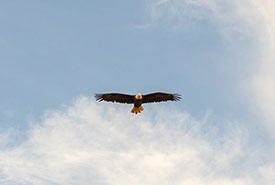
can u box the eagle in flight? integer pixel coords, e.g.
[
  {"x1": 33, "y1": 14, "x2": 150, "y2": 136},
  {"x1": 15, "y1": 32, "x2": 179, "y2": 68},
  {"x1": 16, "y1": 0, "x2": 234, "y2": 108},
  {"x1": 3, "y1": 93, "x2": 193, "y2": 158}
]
[{"x1": 95, "y1": 92, "x2": 181, "y2": 114}]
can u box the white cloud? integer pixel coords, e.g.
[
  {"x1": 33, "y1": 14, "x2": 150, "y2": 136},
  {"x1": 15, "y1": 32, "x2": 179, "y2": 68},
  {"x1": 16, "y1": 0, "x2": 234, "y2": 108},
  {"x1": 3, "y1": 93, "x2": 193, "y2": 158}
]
[
  {"x1": 248, "y1": 0, "x2": 275, "y2": 130},
  {"x1": 146, "y1": 0, "x2": 275, "y2": 131},
  {"x1": 145, "y1": 0, "x2": 251, "y2": 33},
  {"x1": 0, "y1": 97, "x2": 273, "y2": 185}
]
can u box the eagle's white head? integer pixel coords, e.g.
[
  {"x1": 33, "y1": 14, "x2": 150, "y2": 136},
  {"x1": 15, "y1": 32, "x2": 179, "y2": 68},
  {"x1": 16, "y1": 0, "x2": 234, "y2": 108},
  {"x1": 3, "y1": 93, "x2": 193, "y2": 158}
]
[{"x1": 135, "y1": 93, "x2": 142, "y2": 99}]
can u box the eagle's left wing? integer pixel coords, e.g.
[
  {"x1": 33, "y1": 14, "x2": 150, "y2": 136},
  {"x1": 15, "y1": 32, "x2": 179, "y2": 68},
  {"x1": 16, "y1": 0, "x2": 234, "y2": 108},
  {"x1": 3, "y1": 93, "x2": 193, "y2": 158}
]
[
  {"x1": 142, "y1": 92, "x2": 181, "y2": 103},
  {"x1": 95, "y1": 93, "x2": 135, "y2": 104}
]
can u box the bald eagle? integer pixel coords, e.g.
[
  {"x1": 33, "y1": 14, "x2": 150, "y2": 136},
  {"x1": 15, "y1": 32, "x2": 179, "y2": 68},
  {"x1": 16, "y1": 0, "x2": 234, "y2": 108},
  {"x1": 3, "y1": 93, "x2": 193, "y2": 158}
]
[{"x1": 95, "y1": 92, "x2": 181, "y2": 114}]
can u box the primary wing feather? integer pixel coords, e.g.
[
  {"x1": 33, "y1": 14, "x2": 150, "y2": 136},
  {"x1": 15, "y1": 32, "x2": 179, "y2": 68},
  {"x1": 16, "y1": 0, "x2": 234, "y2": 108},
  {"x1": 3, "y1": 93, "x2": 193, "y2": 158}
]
[
  {"x1": 95, "y1": 93, "x2": 135, "y2": 104},
  {"x1": 142, "y1": 92, "x2": 181, "y2": 103}
]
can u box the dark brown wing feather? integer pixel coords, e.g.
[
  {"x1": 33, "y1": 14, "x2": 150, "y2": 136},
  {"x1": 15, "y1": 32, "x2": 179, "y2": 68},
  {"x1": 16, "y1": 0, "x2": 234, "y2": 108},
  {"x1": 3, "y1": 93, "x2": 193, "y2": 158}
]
[
  {"x1": 142, "y1": 92, "x2": 181, "y2": 104},
  {"x1": 95, "y1": 93, "x2": 135, "y2": 104}
]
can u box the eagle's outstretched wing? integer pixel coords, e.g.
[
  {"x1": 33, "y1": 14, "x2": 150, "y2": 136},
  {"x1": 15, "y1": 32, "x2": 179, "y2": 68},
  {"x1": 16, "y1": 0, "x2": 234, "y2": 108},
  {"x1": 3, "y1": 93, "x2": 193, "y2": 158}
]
[
  {"x1": 95, "y1": 93, "x2": 135, "y2": 104},
  {"x1": 142, "y1": 92, "x2": 181, "y2": 103}
]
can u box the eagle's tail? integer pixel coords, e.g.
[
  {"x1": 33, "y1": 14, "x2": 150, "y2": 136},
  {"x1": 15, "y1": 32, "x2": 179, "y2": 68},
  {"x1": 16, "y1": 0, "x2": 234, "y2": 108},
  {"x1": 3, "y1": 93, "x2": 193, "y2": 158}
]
[{"x1": 131, "y1": 106, "x2": 144, "y2": 114}]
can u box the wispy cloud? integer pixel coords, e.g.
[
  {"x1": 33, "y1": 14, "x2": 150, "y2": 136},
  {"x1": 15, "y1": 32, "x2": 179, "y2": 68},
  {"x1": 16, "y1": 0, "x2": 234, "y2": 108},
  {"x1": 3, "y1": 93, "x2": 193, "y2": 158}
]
[
  {"x1": 0, "y1": 97, "x2": 273, "y2": 185},
  {"x1": 144, "y1": 0, "x2": 253, "y2": 33},
  {"x1": 145, "y1": 0, "x2": 275, "y2": 131}
]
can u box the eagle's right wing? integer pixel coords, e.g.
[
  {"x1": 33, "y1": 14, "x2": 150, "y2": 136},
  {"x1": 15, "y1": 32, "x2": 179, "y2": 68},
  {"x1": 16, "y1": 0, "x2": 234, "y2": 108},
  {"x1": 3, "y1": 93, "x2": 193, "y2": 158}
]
[
  {"x1": 95, "y1": 93, "x2": 135, "y2": 104},
  {"x1": 142, "y1": 92, "x2": 181, "y2": 103}
]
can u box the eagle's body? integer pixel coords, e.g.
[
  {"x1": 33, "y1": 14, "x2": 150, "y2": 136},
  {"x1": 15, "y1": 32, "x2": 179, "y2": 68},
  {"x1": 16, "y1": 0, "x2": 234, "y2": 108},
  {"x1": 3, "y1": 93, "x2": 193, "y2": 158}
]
[{"x1": 95, "y1": 92, "x2": 181, "y2": 114}]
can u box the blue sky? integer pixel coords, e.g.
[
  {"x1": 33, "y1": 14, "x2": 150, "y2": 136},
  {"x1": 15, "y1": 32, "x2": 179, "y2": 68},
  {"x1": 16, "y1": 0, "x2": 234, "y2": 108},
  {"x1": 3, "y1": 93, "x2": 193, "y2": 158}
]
[
  {"x1": 0, "y1": 0, "x2": 275, "y2": 185},
  {"x1": 0, "y1": 0, "x2": 257, "y2": 125}
]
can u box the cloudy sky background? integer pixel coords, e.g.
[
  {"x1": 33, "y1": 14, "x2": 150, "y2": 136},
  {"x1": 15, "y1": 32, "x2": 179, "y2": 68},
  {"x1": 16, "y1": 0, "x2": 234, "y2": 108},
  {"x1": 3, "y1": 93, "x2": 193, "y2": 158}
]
[{"x1": 0, "y1": 0, "x2": 274, "y2": 184}]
